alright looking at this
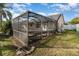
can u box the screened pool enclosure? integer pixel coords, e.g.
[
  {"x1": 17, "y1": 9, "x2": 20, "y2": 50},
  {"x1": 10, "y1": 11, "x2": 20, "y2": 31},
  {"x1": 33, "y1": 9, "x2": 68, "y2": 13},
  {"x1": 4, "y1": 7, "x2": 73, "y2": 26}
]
[{"x1": 12, "y1": 11, "x2": 60, "y2": 48}]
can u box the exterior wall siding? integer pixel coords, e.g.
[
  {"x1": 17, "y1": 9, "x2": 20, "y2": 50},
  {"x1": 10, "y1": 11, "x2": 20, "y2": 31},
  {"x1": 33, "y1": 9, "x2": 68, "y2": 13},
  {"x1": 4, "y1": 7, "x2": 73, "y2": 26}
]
[{"x1": 57, "y1": 15, "x2": 64, "y2": 32}]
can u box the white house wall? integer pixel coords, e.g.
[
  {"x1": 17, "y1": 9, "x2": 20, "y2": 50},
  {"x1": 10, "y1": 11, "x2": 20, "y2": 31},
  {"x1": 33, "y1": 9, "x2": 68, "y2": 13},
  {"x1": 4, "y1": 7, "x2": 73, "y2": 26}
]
[
  {"x1": 48, "y1": 14, "x2": 65, "y2": 32},
  {"x1": 47, "y1": 22, "x2": 56, "y2": 31},
  {"x1": 57, "y1": 15, "x2": 64, "y2": 32}
]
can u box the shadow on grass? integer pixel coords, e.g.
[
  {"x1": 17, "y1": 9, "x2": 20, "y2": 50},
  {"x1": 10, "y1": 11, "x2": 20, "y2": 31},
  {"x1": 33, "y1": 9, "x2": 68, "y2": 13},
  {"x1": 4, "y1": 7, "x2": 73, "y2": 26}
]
[
  {"x1": 0, "y1": 35, "x2": 10, "y2": 41},
  {"x1": 37, "y1": 34, "x2": 61, "y2": 48},
  {"x1": 38, "y1": 37, "x2": 61, "y2": 48},
  {"x1": 0, "y1": 45, "x2": 15, "y2": 56},
  {"x1": 0, "y1": 45, "x2": 17, "y2": 56},
  {"x1": 36, "y1": 30, "x2": 79, "y2": 49},
  {"x1": 0, "y1": 49, "x2": 2, "y2": 56},
  {"x1": 0, "y1": 35, "x2": 11, "y2": 56},
  {"x1": 0, "y1": 45, "x2": 17, "y2": 51},
  {"x1": 0, "y1": 35, "x2": 16, "y2": 56},
  {"x1": 0, "y1": 45, "x2": 16, "y2": 55}
]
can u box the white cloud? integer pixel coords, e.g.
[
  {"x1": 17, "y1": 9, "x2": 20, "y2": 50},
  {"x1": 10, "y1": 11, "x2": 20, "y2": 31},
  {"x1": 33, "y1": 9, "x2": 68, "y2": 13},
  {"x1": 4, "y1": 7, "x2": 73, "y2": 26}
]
[
  {"x1": 5, "y1": 4, "x2": 28, "y2": 18},
  {"x1": 13, "y1": 13, "x2": 20, "y2": 18},
  {"x1": 41, "y1": 3, "x2": 48, "y2": 6},
  {"x1": 26, "y1": 3, "x2": 32, "y2": 6},
  {"x1": 50, "y1": 4, "x2": 63, "y2": 8},
  {"x1": 5, "y1": 3, "x2": 79, "y2": 20},
  {"x1": 6, "y1": 3, "x2": 32, "y2": 18},
  {"x1": 11, "y1": 10, "x2": 27, "y2": 18},
  {"x1": 73, "y1": 13, "x2": 79, "y2": 18},
  {"x1": 28, "y1": 9, "x2": 32, "y2": 11},
  {"x1": 48, "y1": 12, "x2": 60, "y2": 16},
  {"x1": 8, "y1": 9, "x2": 20, "y2": 18},
  {"x1": 13, "y1": 4, "x2": 27, "y2": 10},
  {"x1": 73, "y1": 9, "x2": 79, "y2": 18},
  {"x1": 50, "y1": 4, "x2": 71, "y2": 12},
  {"x1": 37, "y1": 12, "x2": 47, "y2": 16},
  {"x1": 68, "y1": 3, "x2": 78, "y2": 8},
  {"x1": 50, "y1": 3, "x2": 78, "y2": 9},
  {"x1": 41, "y1": 3, "x2": 50, "y2": 9},
  {"x1": 74, "y1": 9, "x2": 79, "y2": 13},
  {"x1": 12, "y1": 10, "x2": 27, "y2": 18}
]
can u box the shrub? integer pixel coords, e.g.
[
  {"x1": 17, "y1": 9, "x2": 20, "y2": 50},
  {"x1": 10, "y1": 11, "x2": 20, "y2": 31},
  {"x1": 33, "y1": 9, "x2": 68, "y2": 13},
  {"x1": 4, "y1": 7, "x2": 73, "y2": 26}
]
[{"x1": 0, "y1": 20, "x2": 13, "y2": 35}]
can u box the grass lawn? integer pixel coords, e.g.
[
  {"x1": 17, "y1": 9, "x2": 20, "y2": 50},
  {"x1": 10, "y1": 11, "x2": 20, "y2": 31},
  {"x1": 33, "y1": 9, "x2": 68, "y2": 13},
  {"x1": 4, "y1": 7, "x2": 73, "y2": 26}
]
[
  {"x1": 0, "y1": 36, "x2": 16, "y2": 56},
  {"x1": 0, "y1": 30, "x2": 79, "y2": 56},
  {"x1": 30, "y1": 30, "x2": 79, "y2": 56}
]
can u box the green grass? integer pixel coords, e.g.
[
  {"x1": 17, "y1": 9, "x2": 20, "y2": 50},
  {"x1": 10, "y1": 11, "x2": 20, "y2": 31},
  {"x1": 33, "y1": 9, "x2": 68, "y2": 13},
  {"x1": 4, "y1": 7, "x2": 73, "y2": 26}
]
[
  {"x1": 0, "y1": 36, "x2": 16, "y2": 56},
  {"x1": 30, "y1": 30, "x2": 79, "y2": 56},
  {"x1": 0, "y1": 30, "x2": 79, "y2": 56},
  {"x1": 37, "y1": 30, "x2": 79, "y2": 48}
]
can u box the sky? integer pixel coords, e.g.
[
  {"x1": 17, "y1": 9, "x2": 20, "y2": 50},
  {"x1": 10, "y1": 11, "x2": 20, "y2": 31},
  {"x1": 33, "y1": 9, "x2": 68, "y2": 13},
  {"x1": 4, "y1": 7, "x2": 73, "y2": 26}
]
[{"x1": 5, "y1": 3, "x2": 79, "y2": 22}]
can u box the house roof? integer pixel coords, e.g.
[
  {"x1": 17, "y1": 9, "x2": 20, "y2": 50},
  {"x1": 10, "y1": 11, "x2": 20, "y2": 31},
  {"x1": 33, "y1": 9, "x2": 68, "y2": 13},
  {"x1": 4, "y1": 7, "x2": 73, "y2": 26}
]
[
  {"x1": 48, "y1": 13, "x2": 65, "y2": 24},
  {"x1": 48, "y1": 13, "x2": 61, "y2": 20}
]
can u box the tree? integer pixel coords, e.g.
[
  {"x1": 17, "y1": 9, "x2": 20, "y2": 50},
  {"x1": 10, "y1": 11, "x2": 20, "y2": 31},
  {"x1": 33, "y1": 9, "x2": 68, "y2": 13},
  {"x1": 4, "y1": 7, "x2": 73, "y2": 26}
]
[
  {"x1": 0, "y1": 4, "x2": 12, "y2": 20},
  {"x1": 69, "y1": 17, "x2": 79, "y2": 24},
  {"x1": 0, "y1": 4, "x2": 12, "y2": 35}
]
